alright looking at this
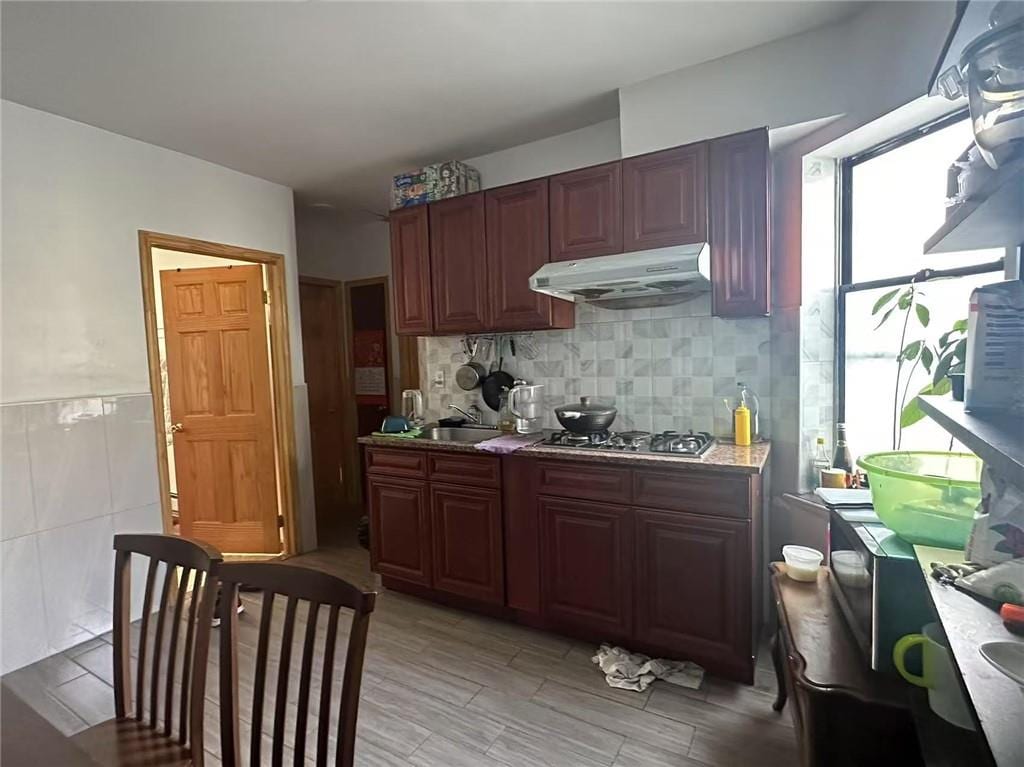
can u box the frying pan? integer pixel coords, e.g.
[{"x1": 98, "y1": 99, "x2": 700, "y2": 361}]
[{"x1": 482, "y1": 338, "x2": 515, "y2": 411}]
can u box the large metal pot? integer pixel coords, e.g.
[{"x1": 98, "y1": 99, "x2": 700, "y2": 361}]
[{"x1": 554, "y1": 396, "x2": 617, "y2": 434}]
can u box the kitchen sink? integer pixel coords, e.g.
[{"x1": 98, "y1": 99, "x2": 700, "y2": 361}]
[{"x1": 417, "y1": 426, "x2": 499, "y2": 443}]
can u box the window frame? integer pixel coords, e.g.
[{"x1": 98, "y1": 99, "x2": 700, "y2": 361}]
[{"x1": 836, "y1": 108, "x2": 1005, "y2": 421}]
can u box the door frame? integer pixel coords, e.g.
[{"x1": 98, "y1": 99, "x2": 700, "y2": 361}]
[{"x1": 138, "y1": 230, "x2": 301, "y2": 556}]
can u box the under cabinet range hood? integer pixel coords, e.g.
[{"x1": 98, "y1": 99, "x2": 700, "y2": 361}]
[{"x1": 529, "y1": 243, "x2": 711, "y2": 310}]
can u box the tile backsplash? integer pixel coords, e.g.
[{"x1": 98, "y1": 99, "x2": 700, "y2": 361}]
[
  {"x1": 418, "y1": 295, "x2": 772, "y2": 436},
  {"x1": 1, "y1": 393, "x2": 163, "y2": 674}
]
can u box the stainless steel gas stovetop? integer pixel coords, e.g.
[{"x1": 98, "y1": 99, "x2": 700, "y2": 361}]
[{"x1": 542, "y1": 430, "x2": 715, "y2": 456}]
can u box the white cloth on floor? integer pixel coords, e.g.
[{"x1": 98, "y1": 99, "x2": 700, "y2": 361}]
[{"x1": 591, "y1": 643, "x2": 704, "y2": 692}]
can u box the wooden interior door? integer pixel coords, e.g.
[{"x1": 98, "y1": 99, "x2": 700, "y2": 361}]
[
  {"x1": 299, "y1": 278, "x2": 348, "y2": 531},
  {"x1": 161, "y1": 265, "x2": 281, "y2": 554}
]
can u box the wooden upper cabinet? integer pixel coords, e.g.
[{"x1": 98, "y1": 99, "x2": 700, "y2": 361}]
[
  {"x1": 550, "y1": 162, "x2": 623, "y2": 262},
  {"x1": 623, "y1": 143, "x2": 708, "y2": 252},
  {"x1": 389, "y1": 206, "x2": 433, "y2": 335},
  {"x1": 485, "y1": 179, "x2": 573, "y2": 331},
  {"x1": 709, "y1": 128, "x2": 770, "y2": 317},
  {"x1": 430, "y1": 193, "x2": 488, "y2": 334}
]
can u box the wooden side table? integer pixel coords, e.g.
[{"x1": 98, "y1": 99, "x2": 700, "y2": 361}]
[{"x1": 770, "y1": 562, "x2": 923, "y2": 766}]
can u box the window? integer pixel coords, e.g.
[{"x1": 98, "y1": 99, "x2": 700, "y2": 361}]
[{"x1": 838, "y1": 112, "x2": 1004, "y2": 459}]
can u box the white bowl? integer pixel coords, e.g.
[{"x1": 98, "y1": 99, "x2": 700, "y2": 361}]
[
  {"x1": 783, "y1": 545, "x2": 823, "y2": 582},
  {"x1": 980, "y1": 641, "x2": 1024, "y2": 687}
]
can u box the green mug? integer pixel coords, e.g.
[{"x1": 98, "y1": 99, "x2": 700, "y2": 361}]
[{"x1": 893, "y1": 622, "x2": 974, "y2": 730}]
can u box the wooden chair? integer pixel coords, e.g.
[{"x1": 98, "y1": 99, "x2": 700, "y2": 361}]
[
  {"x1": 216, "y1": 562, "x2": 377, "y2": 767},
  {"x1": 72, "y1": 534, "x2": 222, "y2": 767}
]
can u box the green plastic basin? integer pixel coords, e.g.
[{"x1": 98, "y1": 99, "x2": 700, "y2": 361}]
[{"x1": 857, "y1": 451, "x2": 982, "y2": 549}]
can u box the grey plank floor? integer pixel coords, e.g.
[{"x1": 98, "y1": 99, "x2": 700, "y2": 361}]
[{"x1": 1, "y1": 545, "x2": 797, "y2": 766}]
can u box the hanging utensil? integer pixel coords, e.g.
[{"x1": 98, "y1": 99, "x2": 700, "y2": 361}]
[
  {"x1": 482, "y1": 337, "x2": 515, "y2": 411},
  {"x1": 455, "y1": 335, "x2": 487, "y2": 391}
]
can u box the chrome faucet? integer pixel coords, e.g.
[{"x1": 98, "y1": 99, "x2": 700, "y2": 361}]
[{"x1": 448, "y1": 403, "x2": 483, "y2": 424}]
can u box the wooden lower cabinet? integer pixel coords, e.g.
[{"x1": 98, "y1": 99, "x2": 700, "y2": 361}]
[
  {"x1": 366, "y1": 447, "x2": 762, "y2": 682},
  {"x1": 634, "y1": 508, "x2": 752, "y2": 677},
  {"x1": 368, "y1": 476, "x2": 431, "y2": 586},
  {"x1": 539, "y1": 496, "x2": 633, "y2": 640},
  {"x1": 430, "y1": 483, "x2": 504, "y2": 604}
]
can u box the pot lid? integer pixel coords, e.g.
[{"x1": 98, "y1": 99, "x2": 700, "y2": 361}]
[{"x1": 554, "y1": 396, "x2": 616, "y2": 416}]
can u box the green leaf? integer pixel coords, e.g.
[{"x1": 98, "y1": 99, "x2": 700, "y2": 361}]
[
  {"x1": 953, "y1": 319, "x2": 968, "y2": 332},
  {"x1": 898, "y1": 293, "x2": 913, "y2": 310},
  {"x1": 900, "y1": 340, "x2": 923, "y2": 361},
  {"x1": 932, "y1": 377, "x2": 952, "y2": 396},
  {"x1": 900, "y1": 399, "x2": 927, "y2": 428},
  {"x1": 921, "y1": 346, "x2": 934, "y2": 373},
  {"x1": 874, "y1": 304, "x2": 898, "y2": 330},
  {"x1": 933, "y1": 353, "x2": 954, "y2": 386},
  {"x1": 915, "y1": 304, "x2": 930, "y2": 327},
  {"x1": 953, "y1": 337, "x2": 967, "y2": 362},
  {"x1": 872, "y1": 288, "x2": 900, "y2": 315},
  {"x1": 938, "y1": 330, "x2": 953, "y2": 348}
]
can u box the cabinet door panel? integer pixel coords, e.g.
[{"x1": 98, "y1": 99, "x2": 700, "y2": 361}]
[
  {"x1": 550, "y1": 162, "x2": 623, "y2": 261},
  {"x1": 430, "y1": 483, "x2": 504, "y2": 604},
  {"x1": 389, "y1": 206, "x2": 433, "y2": 334},
  {"x1": 634, "y1": 508, "x2": 750, "y2": 669},
  {"x1": 368, "y1": 476, "x2": 431, "y2": 585},
  {"x1": 540, "y1": 497, "x2": 632, "y2": 638},
  {"x1": 486, "y1": 179, "x2": 571, "y2": 331},
  {"x1": 430, "y1": 193, "x2": 488, "y2": 333},
  {"x1": 623, "y1": 144, "x2": 707, "y2": 251},
  {"x1": 710, "y1": 128, "x2": 769, "y2": 317}
]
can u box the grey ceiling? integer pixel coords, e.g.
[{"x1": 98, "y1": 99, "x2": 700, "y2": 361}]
[{"x1": 2, "y1": 1, "x2": 861, "y2": 211}]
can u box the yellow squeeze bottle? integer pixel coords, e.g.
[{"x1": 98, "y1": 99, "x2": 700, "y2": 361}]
[{"x1": 734, "y1": 405, "x2": 752, "y2": 446}]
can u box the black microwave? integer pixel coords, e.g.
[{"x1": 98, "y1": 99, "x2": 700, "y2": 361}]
[{"x1": 827, "y1": 507, "x2": 933, "y2": 674}]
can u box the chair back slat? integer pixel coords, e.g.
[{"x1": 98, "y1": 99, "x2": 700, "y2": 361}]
[
  {"x1": 218, "y1": 580, "x2": 242, "y2": 767},
  {"x1": 178, "y1": 569, "x2": 203, "y2": 746},
  {"x1": 315, "y1": 606, "x2": 340, "y2": 767},
  {"x1": 217, "y1": 562, "x2": 376, "y2": 767},
  {"x1": 336, "y1": 610, "x2": 372, "y2": 767},
  {"x1": 163, "y1": 566, "x2": 191, "y2": 737},
  {"x1": 249, "y1": 591, "x2": 276, "y2": 764},
  {"x1": 112, "y1": 549, "x2": 132, "y2": 720},
  {"x1": 149, "y1": 565, "x2": 174, "y2": 728},
  {"x1": 135, "y1": 557, "x2": 159, "y2": 722},
  {"x1": 272, "y1": 596, "x2": 300, "y2": 767},
  {"x1": 293, "y1": 601, "x2": 320, "y2": 766},
  {"x1": 110, "y1": 533, "x2": 221, "y2": 766}
]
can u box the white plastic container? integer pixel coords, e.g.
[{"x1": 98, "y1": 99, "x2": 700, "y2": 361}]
[{"x1": 782, "y1": 545, "x2": 823, "y2": 582}]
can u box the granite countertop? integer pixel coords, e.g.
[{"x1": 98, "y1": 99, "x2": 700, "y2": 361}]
[{"x1": 357, "y1": 431, "x2": 770, "y2": 474}]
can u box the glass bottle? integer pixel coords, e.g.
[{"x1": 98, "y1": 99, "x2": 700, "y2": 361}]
[
  {"x1": 811, "y1": 436, "x2": 831, "y2": 487},
  {"x1": 832, "y1": 423, "x2": 854, "y2": 474},
  {"x1": 737, "y1": 383, "x2": 760, "y2": 440},
  {"x1": 497, "y1": 391, "x2": 517, "y2": 434}
]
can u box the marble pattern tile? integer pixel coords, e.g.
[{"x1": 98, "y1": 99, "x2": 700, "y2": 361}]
[{"x1": 419, "y1": 305, "x2": 773, "y2": 438}]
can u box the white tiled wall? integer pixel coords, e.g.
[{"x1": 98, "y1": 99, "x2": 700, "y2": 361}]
[
  {"x1": 418, "y1": 295, "x2": 773, "y2": 437},
  {"x1": 1, "y1": 393, "x2": 163, "y2": 674}
]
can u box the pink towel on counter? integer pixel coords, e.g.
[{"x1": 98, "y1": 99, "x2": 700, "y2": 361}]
[{"x1": 475, "y1": 434, "x2": 545, "y2": 454}]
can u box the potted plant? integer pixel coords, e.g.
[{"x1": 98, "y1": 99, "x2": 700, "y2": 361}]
[{"x1": 871, "y1": 274, "x2": 968, "y2": 448}]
